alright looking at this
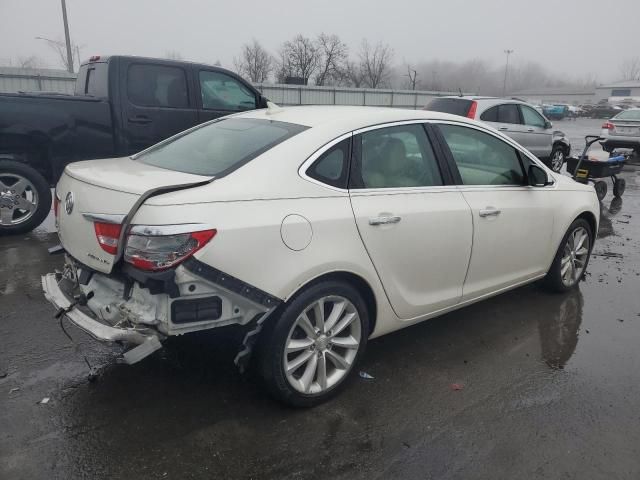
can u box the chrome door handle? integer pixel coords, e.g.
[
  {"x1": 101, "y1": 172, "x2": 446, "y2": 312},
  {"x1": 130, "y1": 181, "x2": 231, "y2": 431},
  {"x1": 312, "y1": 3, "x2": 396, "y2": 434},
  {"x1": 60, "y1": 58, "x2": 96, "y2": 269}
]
[
  {"x1": 527, "y1": 128, "x2": 534, "y2": 132},
  {"x1": 499, "y1": 126, "x2": 508, "y2": 131},
  {"x1": 479, "y1": 208, "x2": 501, "y2": 218},
  {"x1": 369, "y1": 215, "x2": 402, "y2": 225}
]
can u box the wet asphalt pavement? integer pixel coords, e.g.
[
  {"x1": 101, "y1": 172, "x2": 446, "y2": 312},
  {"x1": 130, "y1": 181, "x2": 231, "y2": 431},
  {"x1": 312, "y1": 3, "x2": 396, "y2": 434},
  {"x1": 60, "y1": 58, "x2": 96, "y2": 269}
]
[{"x1": 2, "y1": 119, "x2": 640, "y2": 479}]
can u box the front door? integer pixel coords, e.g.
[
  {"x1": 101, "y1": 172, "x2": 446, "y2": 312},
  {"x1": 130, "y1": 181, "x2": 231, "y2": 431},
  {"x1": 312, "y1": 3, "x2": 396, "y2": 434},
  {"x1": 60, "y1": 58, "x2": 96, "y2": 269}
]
[
  {"x1": 519, "y1": 104, "x2": 553, "y2": 158},
  {"x1": 436, "y1": 123, "x2": 555, "y2": 300},
  {"x1": 120, "y1": 61, "x2": 198, "y2": 154},
  {"x1": 349, "y1": 122, "x2": 473, "y2": 320}
]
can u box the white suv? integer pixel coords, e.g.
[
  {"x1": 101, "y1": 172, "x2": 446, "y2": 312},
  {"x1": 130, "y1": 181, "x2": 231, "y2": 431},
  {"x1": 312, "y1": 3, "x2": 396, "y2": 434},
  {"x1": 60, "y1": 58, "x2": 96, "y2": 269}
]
[{"x1": 427, "y1": 96, "x2": 570, "y2": 172}]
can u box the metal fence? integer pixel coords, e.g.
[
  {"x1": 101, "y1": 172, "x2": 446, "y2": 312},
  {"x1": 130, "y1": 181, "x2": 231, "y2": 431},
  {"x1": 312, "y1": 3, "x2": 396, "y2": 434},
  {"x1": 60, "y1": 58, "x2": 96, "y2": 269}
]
[
  {"x1": 0, "y1": 67, "x2": 471, "y2": 108},
  {"x1": 0, "y1": 67, "x2": 76, "y2": 94}
]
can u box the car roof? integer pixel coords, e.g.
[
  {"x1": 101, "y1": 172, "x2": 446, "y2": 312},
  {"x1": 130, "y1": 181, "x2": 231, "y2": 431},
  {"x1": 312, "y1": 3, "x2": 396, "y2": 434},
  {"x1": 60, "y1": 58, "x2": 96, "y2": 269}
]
[{"x1": 234, "y1": 105, "x2": 472, "y2": 130}]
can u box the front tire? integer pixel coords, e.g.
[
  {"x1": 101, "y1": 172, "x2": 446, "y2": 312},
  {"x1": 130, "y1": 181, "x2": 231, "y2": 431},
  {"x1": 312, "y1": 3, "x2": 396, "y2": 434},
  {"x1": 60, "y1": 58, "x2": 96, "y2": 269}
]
[
  {"x1": 256, "y1": 280, "x2": 369, "y2": 407},
  {"x1": 544, "y1": 219, "x2": 593, "y2": 293},
  {"x1": 0, "y1": 160, "x2": 51, "y2": 235}
]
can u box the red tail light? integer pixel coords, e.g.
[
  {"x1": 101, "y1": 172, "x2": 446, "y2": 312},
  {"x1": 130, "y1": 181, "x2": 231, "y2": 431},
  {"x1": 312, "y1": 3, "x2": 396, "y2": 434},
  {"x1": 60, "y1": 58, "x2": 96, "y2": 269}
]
[
  {"x1": 124, "y1": 228, "x2": 216, "y2": 271},
  {"x1": 53, "y1": 193, "x2": 60, "y2": 219},
  {"x1": 602, "y1": 121, "x2": 614, "y2": 131},
  {"x1": 94, "y1": 222, "x2": 122, "y2": 255},
  {"x1": 466, "y1": 101, "x2": 478, "y2": 119},
  {"x1": 89, "y1": 55, "x2": 101, "y2": 62}
]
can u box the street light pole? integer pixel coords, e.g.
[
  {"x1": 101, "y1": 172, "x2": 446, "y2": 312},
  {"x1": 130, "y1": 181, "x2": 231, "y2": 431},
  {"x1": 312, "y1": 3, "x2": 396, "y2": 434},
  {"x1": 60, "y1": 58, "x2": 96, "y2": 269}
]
[
  {"x1": 60, "y1": 0, "x2": 74, "y2": 73},
  {"x1": 502, "y1": 49, "x2": 513, "y2": 96}
]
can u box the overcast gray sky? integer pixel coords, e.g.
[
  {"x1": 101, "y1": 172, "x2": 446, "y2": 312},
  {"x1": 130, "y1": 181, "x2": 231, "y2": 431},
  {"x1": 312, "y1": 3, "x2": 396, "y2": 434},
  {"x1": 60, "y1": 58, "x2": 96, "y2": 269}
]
[{"x1": 1, "y1": 0, "x2": 638, "y2": 83}]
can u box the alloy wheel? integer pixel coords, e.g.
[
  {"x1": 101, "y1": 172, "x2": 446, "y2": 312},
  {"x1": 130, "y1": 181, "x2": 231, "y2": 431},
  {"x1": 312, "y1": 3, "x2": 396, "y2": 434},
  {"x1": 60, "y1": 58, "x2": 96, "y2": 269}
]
[
  {"x1": 560, "y1": 226, "x2": 590, "y2": 287},
  {"x1": 0, "y1": 173, "x2": 39, "y2": 226},
  {"x1": 284, "y1": 295, "x2": 361, "y2": 394},
  {"x1": 551, "y1": 149, "x2": 564, "y2": 172}
]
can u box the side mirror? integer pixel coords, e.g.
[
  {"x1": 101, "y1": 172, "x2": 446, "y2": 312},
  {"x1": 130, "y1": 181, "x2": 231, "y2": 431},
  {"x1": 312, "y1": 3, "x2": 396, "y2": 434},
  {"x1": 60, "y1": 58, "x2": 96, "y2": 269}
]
[
  {"x1": 528, "y1": 164, "x2": 551, "y2": 187},
  {"x1": 258, "y1": 95, "x2": 269, "y2": 108},
  {"x1": 544, "y1": 120, "x2": 553, "y2": 129}
]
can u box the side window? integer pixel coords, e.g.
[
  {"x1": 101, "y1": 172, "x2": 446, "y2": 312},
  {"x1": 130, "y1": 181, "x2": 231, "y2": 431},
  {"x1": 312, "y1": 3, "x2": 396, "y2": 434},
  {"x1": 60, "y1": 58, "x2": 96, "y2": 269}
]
[
  {"x1": 497, "y1": 104, "x2": 521, "y2": 124},
  {"x1": 520, "y1": 105, "x2": 547, "y2": 128},
  {"x1": 199, "y1": 71, "x2": 257, "y2": 111},
  {"x1": 127, "y1": 64, "x2": 188, "y2": 108},
  {"x1": 480, "y1": 106, "x2": 498, "y2": 122},
  {"x1": 307, "y1": 138, "x2": 350, "y2": 189},
  {"x1": 353, "y1": 124, "x2": 443, "y2": 189},
  {"x1": 439, "y1": 124, "x2": 525, "y2": 186}
]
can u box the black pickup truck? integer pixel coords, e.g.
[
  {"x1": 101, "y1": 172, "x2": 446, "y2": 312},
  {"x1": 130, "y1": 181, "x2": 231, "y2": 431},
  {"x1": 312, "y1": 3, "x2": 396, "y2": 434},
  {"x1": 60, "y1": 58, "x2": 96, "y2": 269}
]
[{"x1": 0, "y1": 55, "x2": 268, "y2": 234}]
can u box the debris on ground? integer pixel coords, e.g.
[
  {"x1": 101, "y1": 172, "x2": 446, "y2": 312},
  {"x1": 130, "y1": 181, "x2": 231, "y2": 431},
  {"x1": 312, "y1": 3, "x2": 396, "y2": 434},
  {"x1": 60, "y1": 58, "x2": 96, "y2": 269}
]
[
  {"x1": 38, "y1": 397, "x2": 50, "y2": 405},
  {"x1": 592, "y1": 252, "x2": 623, "y2": 258},
  {"x1": 359, "y1": 371, "x2": 374, "y2": 380},
  {"x1": 9, "y1": 387, "x2": 20, "y2": 394},
  {"x1": 0, "y1": 371, "x2": 7, "y2": 379},
  {"x1": 450, "y1": 383, "x2": 464, "y2": 391}
]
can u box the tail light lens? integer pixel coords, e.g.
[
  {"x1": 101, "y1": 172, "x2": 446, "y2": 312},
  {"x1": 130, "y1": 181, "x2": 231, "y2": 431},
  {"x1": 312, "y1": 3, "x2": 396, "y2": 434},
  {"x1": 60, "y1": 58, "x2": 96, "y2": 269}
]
[
  {"x1": 53, "y1": 192, "x2": 60, "y2": 219},
  {"x1": 124, "y1": 228, "x2": 216, "y2": 271},
  {"x1": 94, "y1": 222, "x2": 122, "y2": 255},
  {"x1": 602, "y1": 121, "x2": 614, "y2": 131},
  {"x1": 466, "y1": 101, "x2": 478, "y2": 119}
]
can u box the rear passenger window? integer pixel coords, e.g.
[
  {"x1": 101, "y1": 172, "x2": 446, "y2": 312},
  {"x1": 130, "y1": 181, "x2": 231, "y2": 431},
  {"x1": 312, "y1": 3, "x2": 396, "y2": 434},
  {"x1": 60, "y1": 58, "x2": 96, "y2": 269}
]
[
  {"x1": 127, "y1": 64, "x2": 188, "y2": 108},
  {"x1": 439, "y1": 124, "x2": 525, "y2": 186},
  {"x1": 480, "y1": 106, "x2": 498, "y2": 122},
  {"x1": 307, "y1": 138, "x2": 350, "y2": 189},
  {"x1": 497, "y1": 104, "x2": 521, "y2": 124},
  {"x1": 352, "y1": 124, "x2": 443, "y2": 189}
]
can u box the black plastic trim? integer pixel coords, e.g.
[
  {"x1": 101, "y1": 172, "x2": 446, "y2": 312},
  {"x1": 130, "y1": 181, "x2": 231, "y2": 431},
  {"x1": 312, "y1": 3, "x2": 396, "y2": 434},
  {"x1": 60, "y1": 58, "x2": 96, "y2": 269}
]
[
  {"x1": 183, "y1": 257, "x2": 281, "y2": 308},
  {"x1": 121, "y1": 263, "x2": 180, "y2": 298}
]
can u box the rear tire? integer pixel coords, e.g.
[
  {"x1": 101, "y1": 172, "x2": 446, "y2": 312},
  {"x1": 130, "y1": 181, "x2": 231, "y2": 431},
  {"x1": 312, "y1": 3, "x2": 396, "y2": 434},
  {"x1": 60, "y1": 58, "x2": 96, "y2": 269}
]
[
  {"x1": 256, "y1": 280, "x2": 369, "y2": 407},
  {"x1": 543, "y1": 218, "x2": 593, "y2": 293},
  {"x1": 550, "y1": 145, "x2": 566, "y2": 172},
  {"x1": 0, "y1": 160, "x2": 51, "y2": 235}
]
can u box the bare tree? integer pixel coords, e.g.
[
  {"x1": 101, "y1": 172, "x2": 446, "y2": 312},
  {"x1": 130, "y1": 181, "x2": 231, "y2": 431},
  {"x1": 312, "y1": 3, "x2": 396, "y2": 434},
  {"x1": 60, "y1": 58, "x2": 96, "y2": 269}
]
[
  {"x1": 37, "y1": 37, "x2": 79, "y2": 72},
  {"x1": 358, "y1": 40, "x2": 393, "y2": 88},
  {"x1": 234, "y1": 39, "x2": 274, "y2": 83},
  {"x1": 343, "y1": 60, "x2": 365, "y2": 87},
  {"x1": 279, "y1": 34, "x2": 320, "y2": 84},
  {"x1": 405, "y1": 64, "x2": 418, "y2": 90},
  {"x1": 620, "y1": 57, "x2": 640, "y2": 81},
  {"x1": 15, "y1": 55, "x2": 45, "y2": 69},
  {"x1": 314, "y1": 33, "x2": 348, "y2": 86},
  {"x1": 164, "y1": 51, "x2": 183, "y2": 61}
]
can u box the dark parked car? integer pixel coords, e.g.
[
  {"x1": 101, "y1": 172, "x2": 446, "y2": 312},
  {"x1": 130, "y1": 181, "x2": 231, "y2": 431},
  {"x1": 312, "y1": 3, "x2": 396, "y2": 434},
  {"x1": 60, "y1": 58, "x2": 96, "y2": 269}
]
[{"x1": 0, "y1": 55, "x2": 268, "y2": 234}]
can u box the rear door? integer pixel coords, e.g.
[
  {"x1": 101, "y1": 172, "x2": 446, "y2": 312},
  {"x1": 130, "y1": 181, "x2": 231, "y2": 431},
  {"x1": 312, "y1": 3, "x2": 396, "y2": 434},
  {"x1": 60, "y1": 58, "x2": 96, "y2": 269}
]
[
  {"x1": 196, "y1": 69, "x2": 259, "y2": 123},
  {"x1": 435, "y1": 122, "x2": 555, "y2": 300},
  {"x1": 519, "y1": 104, "x2": 553, "y2": 157},
  {"x1": 120, "y1": 60, "x2": 198, "y2": 154},
  {"x1": 348, "y1": 122, "x2": 472, "y2": 319},
  {"x1": 480, "y1": 103, "x2": 529, "y2": 147}
]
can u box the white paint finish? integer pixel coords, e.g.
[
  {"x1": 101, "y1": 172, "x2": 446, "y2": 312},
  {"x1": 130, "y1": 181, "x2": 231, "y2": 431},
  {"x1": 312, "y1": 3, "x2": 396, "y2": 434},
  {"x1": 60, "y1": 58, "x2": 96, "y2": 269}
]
[
  {"x1": 51, "y1": 106, "x2": 601, "y2": 341},
  {"x1": 350, "y1": 188, "x2": 473, "y2": 319},
  {"x1": 459, "y1": 186, "x2": 556, "y2": 299},
  {"x1": 280, "y1": 214, "x2": 313, "y2": 251}
]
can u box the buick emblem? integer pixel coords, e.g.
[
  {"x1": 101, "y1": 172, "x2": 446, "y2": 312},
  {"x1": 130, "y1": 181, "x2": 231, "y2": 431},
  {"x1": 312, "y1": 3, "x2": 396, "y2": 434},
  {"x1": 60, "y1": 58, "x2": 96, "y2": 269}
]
[{"x1": 65, "y1": 191, "x2": 74, "y2": 215}]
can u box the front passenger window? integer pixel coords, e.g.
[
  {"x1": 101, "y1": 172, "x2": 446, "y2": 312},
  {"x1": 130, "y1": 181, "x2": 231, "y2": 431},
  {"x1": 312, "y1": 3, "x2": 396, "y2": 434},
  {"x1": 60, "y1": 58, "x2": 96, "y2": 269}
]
[
  {"x1": 354, "y1": 124, "x2": 443, "y2": 189},
  {"x1": 439, "y1": 124, "x2": 525, "y2": 186},
  {"x1": 199, "y1": 71, "x2": 257, "y2": 111}
]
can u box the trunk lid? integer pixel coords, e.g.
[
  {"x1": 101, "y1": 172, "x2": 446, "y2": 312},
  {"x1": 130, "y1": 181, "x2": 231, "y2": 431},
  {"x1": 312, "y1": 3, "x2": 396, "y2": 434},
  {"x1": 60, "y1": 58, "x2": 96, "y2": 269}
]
[{"x1": 56, "y1": 157, "x2": 210, "y2": 273}]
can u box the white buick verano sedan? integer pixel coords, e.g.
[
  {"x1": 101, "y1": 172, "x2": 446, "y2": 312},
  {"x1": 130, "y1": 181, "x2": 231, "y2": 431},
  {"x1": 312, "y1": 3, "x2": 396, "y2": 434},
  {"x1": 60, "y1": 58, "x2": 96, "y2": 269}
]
[{"x1": 43, "y1": 105, "x2": 599, "y2": 406}]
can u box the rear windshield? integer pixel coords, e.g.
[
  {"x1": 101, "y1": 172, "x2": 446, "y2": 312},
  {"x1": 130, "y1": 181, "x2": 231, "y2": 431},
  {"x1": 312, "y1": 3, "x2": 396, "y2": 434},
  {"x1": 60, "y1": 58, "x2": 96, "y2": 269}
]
[
  {"x1": 614, "y1": 109, "x2": 640, "y2": 121},
  {"x1": 136, "y1": 118, "x2": 308, "y2": 177},
  {"x1": 426, "y1": 98, "x2": 473, "y2": 117}
]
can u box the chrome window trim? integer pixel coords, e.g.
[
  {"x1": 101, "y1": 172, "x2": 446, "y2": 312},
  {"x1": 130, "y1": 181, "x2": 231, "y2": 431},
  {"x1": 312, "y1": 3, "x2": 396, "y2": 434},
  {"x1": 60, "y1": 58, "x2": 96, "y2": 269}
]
[{"x1": 129, "y1": 223, "x2": 214, "y2": 236}]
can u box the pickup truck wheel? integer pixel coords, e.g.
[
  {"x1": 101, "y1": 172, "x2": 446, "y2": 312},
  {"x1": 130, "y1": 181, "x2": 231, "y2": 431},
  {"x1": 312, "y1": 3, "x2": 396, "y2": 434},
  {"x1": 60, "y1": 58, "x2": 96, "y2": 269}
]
[
  {"x1": 543, "y1": 219, "x2": 593, "y2": 293},
  {"x1": 0, "y1": 160, "x2": 51, "y2": 235},
  {"x1": 256, "y1": 280, "x2": 369, "y2": 407}
]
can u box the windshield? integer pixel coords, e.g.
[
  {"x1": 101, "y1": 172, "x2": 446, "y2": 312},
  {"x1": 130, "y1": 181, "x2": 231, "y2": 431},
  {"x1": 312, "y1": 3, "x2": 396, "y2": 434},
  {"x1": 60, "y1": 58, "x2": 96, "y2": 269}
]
[
  {"x1": 136, "y1": 118, "x2": 308, "y2": 177},
  {"x1": 614, "y1": 109, "x2": 640, "y2": 121}
]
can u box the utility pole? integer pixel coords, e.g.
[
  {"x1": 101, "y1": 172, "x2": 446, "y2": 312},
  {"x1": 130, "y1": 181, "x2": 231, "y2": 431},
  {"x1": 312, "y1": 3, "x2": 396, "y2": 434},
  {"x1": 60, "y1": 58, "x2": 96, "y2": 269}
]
[
  {"x1": 60, "y1": 0, "x2": 74, "y2": 73},
  {"x1": 502, "y1": 49, "x2": 513, "y2": 96},
  {"x1": 405, "y1": 65, "x2": 418, "y2": 90}
]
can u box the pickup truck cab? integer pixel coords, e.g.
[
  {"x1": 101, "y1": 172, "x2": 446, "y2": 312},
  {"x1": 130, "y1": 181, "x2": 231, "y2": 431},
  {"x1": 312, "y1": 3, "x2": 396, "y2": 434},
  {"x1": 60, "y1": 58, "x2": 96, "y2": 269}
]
[{"x1": 0, "y1": 55, "x2": 268, "y2": 234}]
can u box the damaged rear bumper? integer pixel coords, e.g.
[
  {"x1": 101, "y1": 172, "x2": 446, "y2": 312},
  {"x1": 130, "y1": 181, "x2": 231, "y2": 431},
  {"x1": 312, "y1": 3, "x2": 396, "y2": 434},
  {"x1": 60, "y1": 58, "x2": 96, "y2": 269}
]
[{"x1": 41, "y1": 273, "x2": 163, "y2": 364}]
